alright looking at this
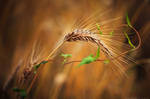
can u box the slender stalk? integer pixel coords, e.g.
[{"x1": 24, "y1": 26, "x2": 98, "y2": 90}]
[
  {"x1": 46, "y1": 41, "x2": 65, "y2": 60},
  {"x1": 26, "y1": 23, "x2": 141, "y2": 95}
]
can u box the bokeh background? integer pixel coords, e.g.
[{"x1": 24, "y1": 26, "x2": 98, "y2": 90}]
[{"x1": 0, "y1": 0, "x2": 150, "y2": 99}]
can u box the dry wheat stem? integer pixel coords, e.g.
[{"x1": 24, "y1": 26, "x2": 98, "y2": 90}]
[
  {"x1": 26, "y1": 23, "x2": 141, "y2": 94},
  {"x1": 57, "y1": 24, "x2": 142, "y2": 66},
  {"x1": 32, "y1": 24, "x2": 141, "y2": 69},
  {"x1": 46, "y1": 41, "x2": 65, "y2": 60}
]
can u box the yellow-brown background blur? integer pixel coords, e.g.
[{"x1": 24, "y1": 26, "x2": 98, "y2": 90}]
[{"x1": 0, "y1": 0, "x2": 150, "y2": 99}]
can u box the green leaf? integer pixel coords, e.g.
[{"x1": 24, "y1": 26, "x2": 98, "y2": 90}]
[
  {"x1": 34, "y1": 64, "x2": 40, "y2": 74},
  {"x1": 20, "y1": 90, "x2": 27, "y2": 97},
  {"x1": 109, "y1": 31, "x2": 114, "y2": 36},
  {"x1": 78, "y1": 47, "x2": 101, "y2": 67},
  {"x1": 33, "y1": 60, "x2": 48, "y2": 74},
  {"x1": 95, "y1": 46, "x2": 100, "y2": 59},
  {"x1": 13, "y1": 87, "x2": 21, "y2": 92},
  {"x1": 40, "y1": 60, "x2": 48, "y2": 64},
  {"x1": 13, "y1": 87, "x2": 27, "y2": 98},
  {"x1": 104, "y1": 60, "x2": 110, "y2": 64},
  {"x1": 61, "y1": 53, "x2": 72, "y2": 64},
  {"x1": 34, "y1": 64, "x2": 40, "y2": 69},
  {"x1": 96, "y1": 23, "x2": 100, "y2": 30},
  {"x1": 99, "y1": 31, "x2": 103, "y2": 35},
  {"x1": 78, "y1": 54, "x2": 96, "y2": 67},
  {"x1": 126, "y1": 13, "x2": 132, "y2": 27},
  {"x1": 61, "y1": 54, "x2": 72, "y2": 58},
  {"x1": 96, "y1": 23, "x2": 103, "y2": 35},
  {"x1": 124, "y1": 32, "x2": 135, "y2": 49}
]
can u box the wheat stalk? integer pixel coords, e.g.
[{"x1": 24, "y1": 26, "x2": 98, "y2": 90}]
[{"x1": 14, "y1": 11, "x2": 142, "y2": 96}]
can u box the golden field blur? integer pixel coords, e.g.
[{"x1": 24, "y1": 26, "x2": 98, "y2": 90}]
[{"x1": 0, "y1": 0, "x2": 150, "y2": 99}]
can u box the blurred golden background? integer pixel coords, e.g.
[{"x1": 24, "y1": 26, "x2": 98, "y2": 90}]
[{"x1": 0, "y1": 0, "x2": 150, "y2": 99}]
